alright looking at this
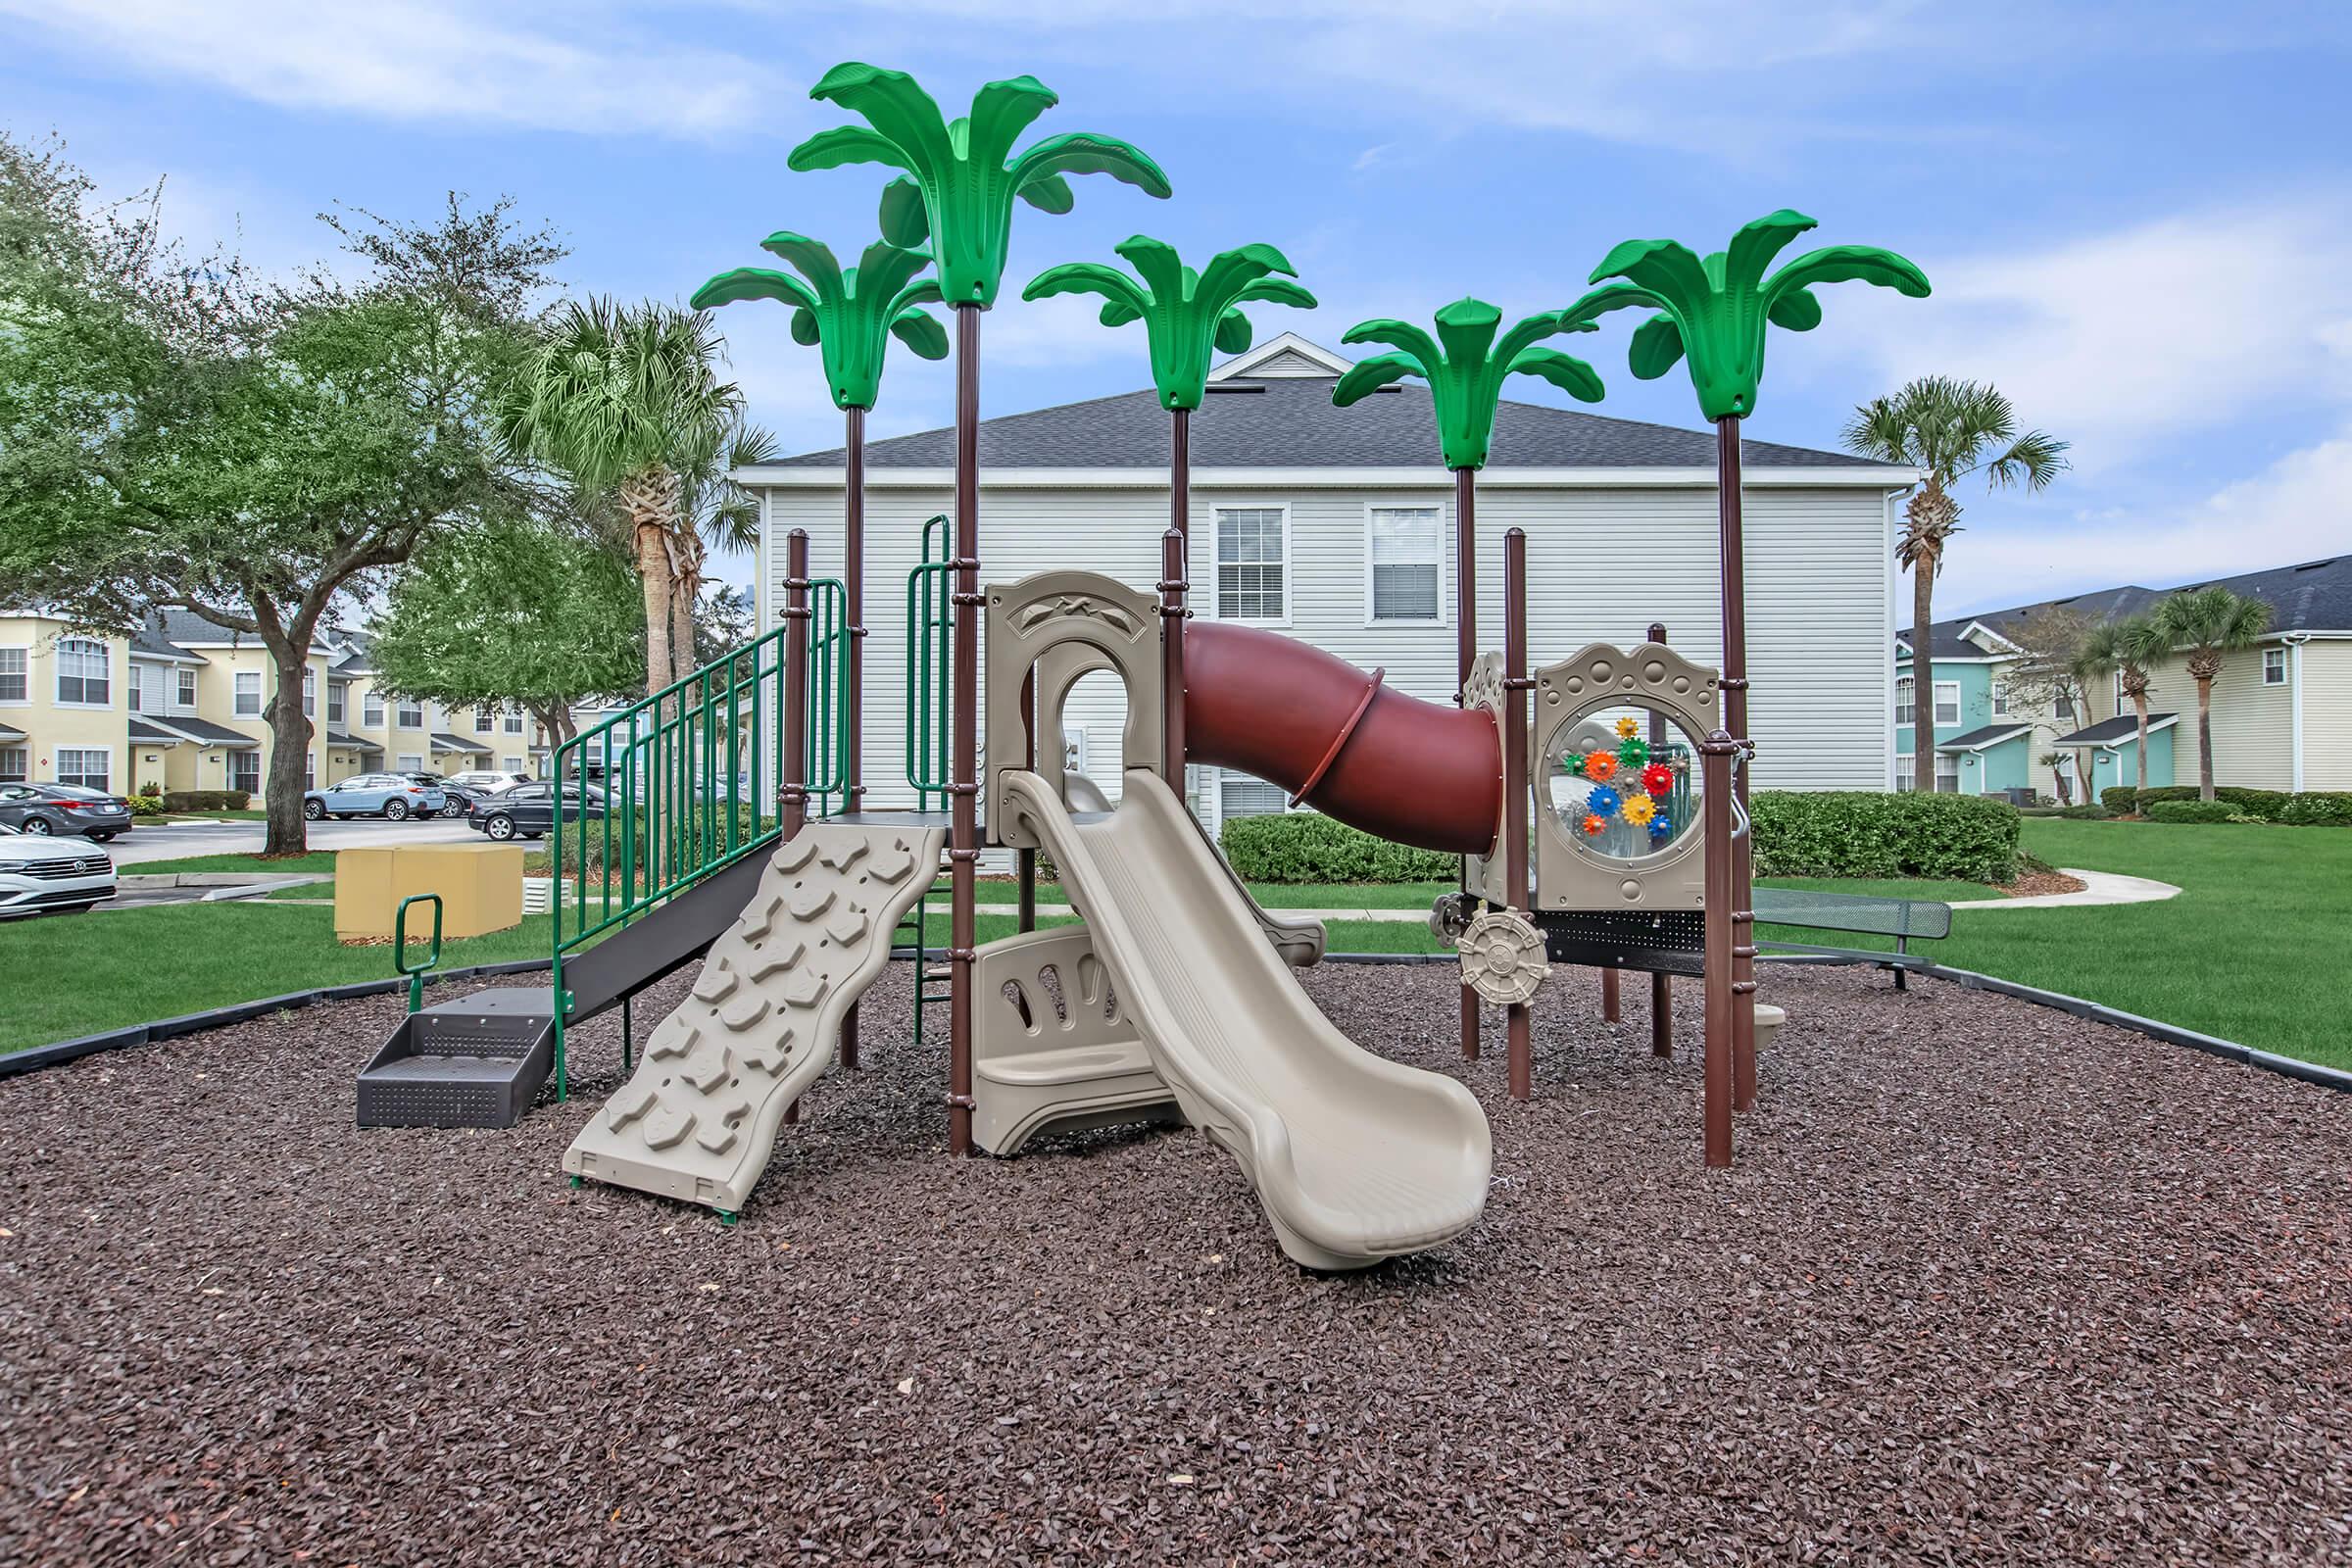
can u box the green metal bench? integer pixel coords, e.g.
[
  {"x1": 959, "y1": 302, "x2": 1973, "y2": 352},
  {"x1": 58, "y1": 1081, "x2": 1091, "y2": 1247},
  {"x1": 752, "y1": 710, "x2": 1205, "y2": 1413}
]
[{"x1": 1751, "y1": 887, "x2": 1953, "y2": 989}]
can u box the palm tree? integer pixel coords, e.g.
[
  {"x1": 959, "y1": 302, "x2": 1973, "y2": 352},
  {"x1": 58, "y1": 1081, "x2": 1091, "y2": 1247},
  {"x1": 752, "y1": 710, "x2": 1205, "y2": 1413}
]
[
  {"x1": 1838, "y1": 376, "x2": 2069, "y2": 796},
  {"x1": 2035, "y1": 751, "x2": 2072, "y2": 805},
  {"x1": 1025, "y1": 236, "x2": 1315, "y2": 787},
  {"x1": 2075, "y1": 612, "x2": 2170, "y2": 800},
  {"x1": 790, "y1": 64, "x2": 1166, "y2": 1156},
  {"x1": 500, "y1": 298, "x2": 742, "y2": 702},
  {"x1": 694, "y1": 231, "x2": 949, "y2": 797},
  {"x1": 2153, "y1": 585, "x2": 2274, "y2": 801},
  {"x1": 669, "y1": 416, "x2": 779, "y2": 686},
  {"x1": 1329, "y1": 297, "x2": 1603, "y2": 1064},
  {"x1": 1572, "y1": 210, "x2": 1931, "y2": 1161}
]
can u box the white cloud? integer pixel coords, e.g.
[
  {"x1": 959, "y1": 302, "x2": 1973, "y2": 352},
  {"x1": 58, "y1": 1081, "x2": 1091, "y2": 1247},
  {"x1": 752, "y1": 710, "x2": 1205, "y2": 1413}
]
[
  {"x1": 0, "y1": 0, "x2": 782, "y2": 137},
  {"x1": 1839, "y1": 198, "x2": 2352, "y2": 473}
]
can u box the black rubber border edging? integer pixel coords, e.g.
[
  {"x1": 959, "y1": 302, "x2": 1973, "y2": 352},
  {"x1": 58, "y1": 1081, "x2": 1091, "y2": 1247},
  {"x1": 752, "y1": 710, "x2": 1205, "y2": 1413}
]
[{"x1": 6, "y1": 947, "x2": 2347, "y2": 1100}]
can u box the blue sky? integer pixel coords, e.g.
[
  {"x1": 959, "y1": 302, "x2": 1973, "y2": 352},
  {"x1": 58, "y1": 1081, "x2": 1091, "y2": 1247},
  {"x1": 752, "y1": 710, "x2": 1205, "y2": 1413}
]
[{"x1": 6, "y1": 0, "x2": 2350, "y2": 617}]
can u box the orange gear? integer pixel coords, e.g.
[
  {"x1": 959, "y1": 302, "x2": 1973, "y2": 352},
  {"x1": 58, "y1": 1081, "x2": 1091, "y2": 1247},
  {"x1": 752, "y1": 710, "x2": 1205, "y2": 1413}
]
[
  {"x1": 1580, "y1": 812, "x2": 1607, "y2": 836},
  {"x1": 1582, "y1": 750, "x2": 1618, "y2": 783}
]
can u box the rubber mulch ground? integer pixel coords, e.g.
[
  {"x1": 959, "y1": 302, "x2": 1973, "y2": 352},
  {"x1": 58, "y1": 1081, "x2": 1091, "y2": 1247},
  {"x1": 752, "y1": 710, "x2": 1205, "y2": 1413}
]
[{"x1": 2, "y1": 960, "x2": 2347, "y2": 1565}]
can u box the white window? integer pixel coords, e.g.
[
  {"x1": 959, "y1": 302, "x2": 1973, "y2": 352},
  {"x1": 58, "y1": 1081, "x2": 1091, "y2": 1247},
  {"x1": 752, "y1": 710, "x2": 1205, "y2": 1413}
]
[
  {"x1": 396, "y1": 699, "x2": 424, "y2": 729},
  {"x1": 326, "y1": 681, "x2": 345, "y2": 724},
  {"x1": 1933, "y1": 681, "x2": 1961, "y2": 727},
  {"x1": 2263, "y1": 648, "x2": 2286, "y2": 686},
  {"x1": 1215, "y1": 507, "x2": 1288, "y2": 622},
  {"x1": 363, "y1": 690, "x2": 385, "y2": 728},
  {"x1": 2054, "y1": 688, "x2": 2075, "y2": 721},
  {"x1": 230, "y1": 752, "x2": 260, "y2": 796},
  {"x1": 1990, "y1": 685, "x2": 2011, "y2": 717},
  {"x1": 1893, "y1": 675, "x2": 1916, "y2": 727},
  {"x1": 0, "y1": 745, "x2": 24, "y2": 781},
  {"x1": 475, "y1": 704, "x2": 494, "y2": 733},
  {"x1": 127, "y1": 668, "x2": 144, "y2": 710},
  {"x1": 0, "y1": 647, "x2": 24, "y2": 704},
  {"x1": 2113, "y1": 668, "x2": 2126, "y2": 708},
  {"x1": 1934, "y1": 753, "x2": 1959, "y2": 794},
  {"x1": 55, "y1": 638, "x2": 109, "y2": 706},
  {"x1": 234, "y1": 671, "x2": 263, "y2": 717},
  {"x1": 1365, "y1": 506, "x2": 1442, "y2": 623},
  {"x1": 396, "y1": 753, "x2": 424, "y2": 773},
  {"x1": 176, "y1": 667, "x2": 198, "y2": 710},
  {"x1": 505, "y1": 706, "x2": 525, "y2": 734},
  {"x1": 302, "y1": 668, "x2": 316, "y2": 714},
  {"x1": 502, "y1": 755, "x2": 526, "y2": 774},
  {"x1": 57, "y1": 747, "x2": 110, "y2": 791},
  {"x1": 1219, "y1": 775, "x2": 1291, "y2": 822}
]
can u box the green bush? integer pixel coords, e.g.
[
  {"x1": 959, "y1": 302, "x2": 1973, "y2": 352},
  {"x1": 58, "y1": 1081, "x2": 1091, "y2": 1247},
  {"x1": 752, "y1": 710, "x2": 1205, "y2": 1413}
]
[
  {"x1": 2280, "y1": 791, "x2": 2352, "y2": 826},
  {"x1": 1221, "y1": 812, "x2": 1457, "y2": 883},
  {"x1": 2099, "y1": 785, "x2": 2138, "y2": 812},
  {"x1": 126, "y1": 794, "x2": 164, "y2": 817},
  {"x1": 1748, "y1": 791, "x2": 2021, "y2": 883},
  {"x1": 160, "y1": 789, "x2": 253, "y2": 812},
  {"x1": 2146, "y1": 799, "x2": 2238, "y2": 824}
]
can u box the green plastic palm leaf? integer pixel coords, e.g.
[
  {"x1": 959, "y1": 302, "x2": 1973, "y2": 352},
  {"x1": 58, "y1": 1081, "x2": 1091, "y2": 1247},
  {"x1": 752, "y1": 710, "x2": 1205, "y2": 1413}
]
[
  {"x1": 1330, "y1": 298, "x2": 1604, "y2": 470},
  {"x1": 1569, "y1": 210, "x2": 1931, "y2": 419},
  {"x1": 691, "y1": 233, "x2": 947, "y2": 411},
  {"x1": 790, "y1": 64, "x2": 1170, "y2": 309},
  {"x1": 1021, "y1": 237, "x2": 1316, "y2": 411}
]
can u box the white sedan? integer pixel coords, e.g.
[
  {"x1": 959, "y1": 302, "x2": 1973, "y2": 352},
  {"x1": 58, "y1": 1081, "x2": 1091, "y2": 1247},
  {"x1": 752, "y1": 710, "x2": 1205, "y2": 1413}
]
[{"x1": 0, "y1": 819, "x2": 116, "y2": 918}]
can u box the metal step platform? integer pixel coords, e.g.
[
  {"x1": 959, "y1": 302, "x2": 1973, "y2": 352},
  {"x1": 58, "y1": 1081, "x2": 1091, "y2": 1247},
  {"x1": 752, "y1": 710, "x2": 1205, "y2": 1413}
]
[{"x1": 357, "y1": 987, "x2": 557, "y2": 1129}]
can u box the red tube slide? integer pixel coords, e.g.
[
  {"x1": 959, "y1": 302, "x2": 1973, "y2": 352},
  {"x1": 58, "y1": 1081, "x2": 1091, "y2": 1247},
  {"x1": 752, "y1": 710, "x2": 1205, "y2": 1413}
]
[{"x1": 1183, "y1": 621, "x2": 1501, "y2": 856}]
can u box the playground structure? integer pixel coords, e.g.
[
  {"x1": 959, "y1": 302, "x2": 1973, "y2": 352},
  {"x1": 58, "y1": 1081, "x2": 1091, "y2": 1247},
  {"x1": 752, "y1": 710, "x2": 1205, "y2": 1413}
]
[{"x1": 354, "y1": 61, "x2": 1928, "y2": 1269}]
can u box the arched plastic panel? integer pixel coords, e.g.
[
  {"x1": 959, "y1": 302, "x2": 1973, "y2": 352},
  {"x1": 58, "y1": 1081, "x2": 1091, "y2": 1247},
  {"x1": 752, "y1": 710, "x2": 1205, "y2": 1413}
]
[
  {"x1": 1532, "y1": 642, "x2": 1720, "y2": 911},
  {"x1": 1033, "y1": 640, "x2": 1113, "y2": 808},
  {"x1": 984, "y1": 570, "x2": 1163, "y2": 849}
]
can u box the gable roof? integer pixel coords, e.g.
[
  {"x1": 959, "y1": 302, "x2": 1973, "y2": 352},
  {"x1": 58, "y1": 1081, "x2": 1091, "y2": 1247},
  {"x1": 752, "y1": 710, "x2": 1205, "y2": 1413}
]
[
  {"x1": 1901, "y1": 555, "x2": 2351, "y2": 662},
  {"x1": 2052, "y1": 713, "x2": 2179, "y2": 747},
  {"x1": 135, "y1": 713, "x2": 262, "y2": 748},
  {"x1": 770, "y1": 339, "x2": 1902, "y2": 474},
  {"x1": 1935, "y1": 722, "x2": 2033, "y2": 753},
  {"x1": 144, "y1": 607, "x2": 334, "y2": 657}
]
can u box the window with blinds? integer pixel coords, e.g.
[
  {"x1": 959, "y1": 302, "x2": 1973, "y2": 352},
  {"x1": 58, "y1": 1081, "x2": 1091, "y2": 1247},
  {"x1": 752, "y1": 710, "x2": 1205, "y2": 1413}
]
[
  {"x1": 1367, "y1": 506, "x2": 1442, "y2": 621},
  {"x1": 1215, "y1": 508, "x2": 1287, "y2": 621},
  {"x1": 1218, "y1": 776, "x2": 1290, "y2": 821}
]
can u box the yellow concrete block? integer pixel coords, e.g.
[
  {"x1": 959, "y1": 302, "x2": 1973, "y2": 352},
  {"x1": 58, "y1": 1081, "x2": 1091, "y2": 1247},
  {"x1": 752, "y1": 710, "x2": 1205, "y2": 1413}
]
[{"x1": 335, "y1": 843, "x2": 526, "y2": 942}]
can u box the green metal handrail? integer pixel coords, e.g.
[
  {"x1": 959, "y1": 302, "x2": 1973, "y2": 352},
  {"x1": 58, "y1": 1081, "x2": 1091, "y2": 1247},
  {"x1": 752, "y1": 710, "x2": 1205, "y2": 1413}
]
[
  {"x1": 547, "y1": 581, "x2": 850, "y2": 1098},
  {"x1": 395, "y1": 893, "x2": 443, "y2": 1014},
  {"x1": 905, "y1": 514, "x2": 955, "y2": 808}
]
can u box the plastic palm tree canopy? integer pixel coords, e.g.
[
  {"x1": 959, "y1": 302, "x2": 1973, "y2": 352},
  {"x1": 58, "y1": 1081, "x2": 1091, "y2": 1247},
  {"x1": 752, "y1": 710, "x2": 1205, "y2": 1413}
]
[
  {"x1": 1330, "y1": 297, "x2": 1604, "y2": 470},
  {"x1": 1023, "y1": 236, "x2": 1316, "y2": 411},
  {"x1": 692, "y1": 233, "x2": 948, "y2": 411},
  {"x1": 788, "y1": 64, "x2": 1171, "y2": 310},
  {"x1": 1571, "y1": 210, "x2": 1930, "y2": 421}
]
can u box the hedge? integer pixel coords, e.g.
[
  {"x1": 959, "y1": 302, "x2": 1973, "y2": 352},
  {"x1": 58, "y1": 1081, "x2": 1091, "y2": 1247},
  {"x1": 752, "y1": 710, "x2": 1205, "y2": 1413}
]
[
  {"x1": 1747, "y1": 791, "x2": 2021, "y2": 883},
  {"x1": 2281, "y1": 793, "x2": 2352, "y2": 826},
  {"x1": 160, "y1": 790, "x2": 253, "y2": 811},
  {"x1": 2103, "y1": 784, "x2": 2350, "y2": 823},
  {"x1": 1221, "y1": 812, "x2": 1457, "y2": 883},
  {"x1": 2146, "y1": 799, "x2": 2238, "y2": 824}
]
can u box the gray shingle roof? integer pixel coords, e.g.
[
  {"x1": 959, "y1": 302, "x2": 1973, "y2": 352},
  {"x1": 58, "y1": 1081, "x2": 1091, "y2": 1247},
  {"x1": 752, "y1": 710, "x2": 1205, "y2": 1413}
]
[
  {"x1": 326, "y1": 730, "x2": 382, "y2": 752},
  {"x1": 144, "y1": 607, "x2": 333, "y2": 656},
  {"x1": 1902, "y1": 555, "x2": 2350, "y2": 657},
  {"x1": 136, "y1": 713, "x2": 262, "y2": 747},
  {"x1": 1935, "y1": 722, "x2": 2033, "y2": 753},
  {"x1": 2052, "y1": 712, "x2": 2178, "y2": 746},
  {"x1": 777, "y1": 373, "x2": 1896, "y2": 471},
  {"x1": 129, "y1": 614, "x2": 208, "y2": 663}
]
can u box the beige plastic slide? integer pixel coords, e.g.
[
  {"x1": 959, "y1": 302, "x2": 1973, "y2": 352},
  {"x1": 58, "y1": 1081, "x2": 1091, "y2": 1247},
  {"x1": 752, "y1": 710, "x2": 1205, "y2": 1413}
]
[
  {"x1": 998, "y1": 767, "x2": 1492, "y2": 1270},
  {"x1": 564, "y1": 822, "x2": 945, "y2": 1214}
]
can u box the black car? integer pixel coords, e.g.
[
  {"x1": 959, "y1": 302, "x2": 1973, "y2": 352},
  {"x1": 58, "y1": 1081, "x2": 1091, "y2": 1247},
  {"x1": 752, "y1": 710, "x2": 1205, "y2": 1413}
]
[
  {"x1": 468, "y1": 781, "x2": 608, "y2": 842},
  {"x1": 0, "y1": 782, "x2": 134, "y2": 841},
  {"x1": 404, "y1": 772, "x2": 483, "y2": 818}
]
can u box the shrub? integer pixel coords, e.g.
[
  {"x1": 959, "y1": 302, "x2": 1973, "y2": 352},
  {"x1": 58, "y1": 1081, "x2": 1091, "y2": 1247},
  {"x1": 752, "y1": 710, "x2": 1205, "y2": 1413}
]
[
  {"x1": 1221, "y1": 812, "x2": 1458, "y2": 883},
  {"x1": 2280, "y1": 791, "x2": 2352, "y2": 826},
  {"x1": 1747, "y1": 791, "x2": 2021, "y2": 883},
  {"x1": 126, "y1": 794, "x2": 164, "y2": 817},
  {"x1": 2054, "y1": 804, "x2": 2110, "y2": 819},
  {"x1": 161, "y1": 790, "x2": 250, "y2": 812},
  {"x1": 2146, "y1": 799, "x2": 2237, "y2": 824},
  {"x1": 2100, "y1": 785, "x2": 2138, "y2": 813}
]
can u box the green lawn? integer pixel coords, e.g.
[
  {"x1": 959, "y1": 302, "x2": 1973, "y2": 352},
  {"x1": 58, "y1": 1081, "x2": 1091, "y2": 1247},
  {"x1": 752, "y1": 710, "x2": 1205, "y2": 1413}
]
[
  {"x1": 126, "y1": 851, "x2": 340, "y2": 875},
  {"x1": 964, "y1": 879, "x2": 1454, "y2": 909}
]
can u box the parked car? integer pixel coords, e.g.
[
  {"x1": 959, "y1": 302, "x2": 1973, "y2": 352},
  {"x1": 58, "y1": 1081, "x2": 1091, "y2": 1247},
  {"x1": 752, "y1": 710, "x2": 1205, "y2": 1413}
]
[
  {"x1": 0, "y1": 819, "x2": 116, "y2": 917},
  {"x1": 400, "y1": 771, "x2": 476, "y2": 818},
  {"x1": 302, "y1": 773, "x2": 449, "y2": 821},
  {"x1": 469, "y1": 781, "x2": 608, "y2": 842},
  {"x1": 0, "y1": 782, "x2": 134, "y2": 841},
  {"x1": 444, "y1": 770, "x2": 534, "y2": 796}
]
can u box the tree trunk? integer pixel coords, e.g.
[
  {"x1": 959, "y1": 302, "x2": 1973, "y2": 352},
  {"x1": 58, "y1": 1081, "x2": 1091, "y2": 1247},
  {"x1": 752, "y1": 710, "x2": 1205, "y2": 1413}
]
[
  {"x1": 670, "y1": 526, "x2": 703, "y2": 686},
  {"x1": 1911, "y1": 548, "x2": 1936, "y2": 795},
  {"x1": 633, "y1": 517, "x2": 673, "y2": 702},
  {"x1": 2195, "y1": 677, "x2": 2216, "y2": 801},
  {"x1": 2131, "y1": 687, "x2": 2149, "y2": 798},
  {"x1": 259, "y1": 634, "x2": 317, "y2": 858}
]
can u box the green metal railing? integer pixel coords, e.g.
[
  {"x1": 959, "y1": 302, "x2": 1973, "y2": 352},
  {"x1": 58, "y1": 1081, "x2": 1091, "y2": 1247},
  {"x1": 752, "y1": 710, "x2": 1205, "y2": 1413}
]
[
  {"x1": 548, "y1": 581, "x2": 850, "y2": 1097},
  {"x1": 395, "y1": 893, "x2": 443, "y2": 1014},
  {"x1": 899, "y1": 514, "x2": 956, "y2": 1049}
]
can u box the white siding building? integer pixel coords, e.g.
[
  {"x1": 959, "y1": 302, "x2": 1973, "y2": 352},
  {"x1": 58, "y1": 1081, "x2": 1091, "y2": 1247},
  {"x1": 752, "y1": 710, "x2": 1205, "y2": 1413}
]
[{"x1": 741, "y1": 335, "x2": 1915, "y2": 836}]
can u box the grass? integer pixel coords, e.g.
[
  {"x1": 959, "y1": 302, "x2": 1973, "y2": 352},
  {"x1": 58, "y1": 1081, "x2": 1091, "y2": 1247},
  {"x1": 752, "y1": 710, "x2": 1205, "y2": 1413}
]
[
  {"x1": 125, "y1": 851, "x2": 341, "y2": 875},
  {"x1": 964, "y1": 878, "x2": 1455, "y2": 910}
]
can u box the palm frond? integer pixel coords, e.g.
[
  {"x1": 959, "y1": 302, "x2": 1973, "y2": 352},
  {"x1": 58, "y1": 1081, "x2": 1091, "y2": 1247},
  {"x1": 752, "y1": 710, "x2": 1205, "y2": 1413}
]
[
  {"x1": 967, "y1": 74, "x2": 1059, "y2": 161},
  {"x1": 1006, "y1": 132, "x2": 1173, "y2": 199},
  {"x1": 1723, "y1": 209, "x2": 1818, "y2": 290},
  {"x1": 688, "y1": 269, "x2": 818, "y2": 314},
  {"x1": 785, "y1": 125, "x2": 916, "y2": 177},
  {"x1": 804, "y1": 63, "x2": 950, "y2": 176},
  {"x1": 1505, "y1": 345, "x2": 1604, "y2": 403},
  {"x1": 1331, "y1": 351, "x2": 1422, "y2": 406},
  {"x1": 1627, "y1": 315, "x2": 1686, "y2": 380},
  {"x1": 1337, "y1": 316, "x2": 1440, "y2": 369}
]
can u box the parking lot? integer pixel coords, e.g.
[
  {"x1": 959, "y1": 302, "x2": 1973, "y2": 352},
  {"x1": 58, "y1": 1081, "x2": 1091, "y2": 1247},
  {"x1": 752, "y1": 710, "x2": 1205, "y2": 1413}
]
[{"x1": 104, "y1": 812, "x2": 479, "y2": 866}]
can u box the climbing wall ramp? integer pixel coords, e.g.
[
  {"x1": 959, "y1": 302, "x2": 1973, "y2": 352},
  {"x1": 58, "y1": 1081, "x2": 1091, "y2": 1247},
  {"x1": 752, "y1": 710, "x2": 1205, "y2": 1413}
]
[{"x1": 563, "y1": 823, "x2": 946, "y2": 1213}]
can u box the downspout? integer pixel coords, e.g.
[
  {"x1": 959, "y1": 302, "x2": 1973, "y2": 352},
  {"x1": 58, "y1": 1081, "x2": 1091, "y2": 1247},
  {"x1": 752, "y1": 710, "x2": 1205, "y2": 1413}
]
[
  {"x1": 2285, "y1": 632, "x2": 2310, "y2": 792},
  {"x1": 1883, "y1": 485, "x2": 1906, "y2": 792}
]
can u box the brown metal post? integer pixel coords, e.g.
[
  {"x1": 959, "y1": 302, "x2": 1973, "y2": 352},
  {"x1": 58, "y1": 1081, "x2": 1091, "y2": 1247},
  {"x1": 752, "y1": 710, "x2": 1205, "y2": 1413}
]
[
  {"x1": 947, "y1": 304, "x2": 982, "y2": 1156},
  {"x1": 840, "y1": 405, "x2": 865, "y2": 1068},
  {"x1": 1503, "y1": 528, "x2": 1533, "y2": 1100},
  {"x1": 1601, "y1": 967, "x2": 1620, "y2": 1023},
  {"x1": 1647, "y1": 621, "x2": 1673, "y2": 1059},
  {"x1": 1454, "y1": 465, "x2": 1481, "y2": 1062},
  {"x1": 1017, "y1": 666, "x2": 1037, "y2": 934},
  {"x1": 1699, "y1": 734, "x2": 1734, "y2": 1166},
  {"x1": 1717, "y1": 418, "x2": 1759, "y2": 1113},
  {"x1": 780, "y1": 529, "x2": 811, "y2": 1126},
  {"x1": 1159, "y1": 525, "x2": 1187, "y2": 792}
]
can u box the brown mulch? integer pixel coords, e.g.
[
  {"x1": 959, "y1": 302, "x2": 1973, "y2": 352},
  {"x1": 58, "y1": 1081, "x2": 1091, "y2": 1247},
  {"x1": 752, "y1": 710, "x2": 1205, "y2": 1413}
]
[
  {"x1": 2000, "y1": 868, "x2": 2089, "y2": 898},
  {"x1": 2, "y1": 961, "x2": 2348, "y2": 1565}
]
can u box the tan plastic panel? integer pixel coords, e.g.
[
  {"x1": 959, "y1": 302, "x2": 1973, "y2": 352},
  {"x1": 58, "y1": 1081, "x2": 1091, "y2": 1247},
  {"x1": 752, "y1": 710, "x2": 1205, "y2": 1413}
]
[
  {"x1": 1534, "y1": 641, "x2": 1719, "y2": 912},
  {"x1": 970, "y1": 923, "x2": 1178, "y2": 1155},
  {"x1": 999, "y1": 767, "x2": 1492, "y2": 1271},
  {"x1": 563, "y1": 824, "x2": 946, "y2": 1212},
  {"x1": 984, "y1": 571, "x2": 1163, "y2": 850}
]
